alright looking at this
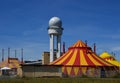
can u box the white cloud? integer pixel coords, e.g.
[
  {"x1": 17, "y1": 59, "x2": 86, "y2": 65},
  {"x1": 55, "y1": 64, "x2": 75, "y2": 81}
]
[{"x1": 111, "y1": 47, "x2": 120, "y2": 51}]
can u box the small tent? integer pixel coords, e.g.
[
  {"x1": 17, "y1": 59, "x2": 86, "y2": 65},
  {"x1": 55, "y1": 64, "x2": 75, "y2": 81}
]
[
  {"x1": 100, "y1": 52, "x2": 120, "y2": 71},
  {"x1": 1, "y1": 67, "x2": 11, "y2": 75}
]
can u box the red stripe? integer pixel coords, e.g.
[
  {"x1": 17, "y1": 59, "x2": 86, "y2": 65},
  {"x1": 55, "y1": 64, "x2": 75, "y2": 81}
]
[
  {"x1": 70, "y1": 67, "x2": 75, "y2": 76},
  {"x1": 77, "y1": 67, "x2": 82, "y2": 76},
  {"x1": 83, "y1": 50, "x2": 95, "y2": 66},
  {"x1": 62, "y1": 49, "x2": 75, "y2": 65},
  {"x1": 73, "y1": 49, "x2": 80, "y2": 66},
  {"x1": 63, "y1": 67, "x2": 67, "y2": 75}
]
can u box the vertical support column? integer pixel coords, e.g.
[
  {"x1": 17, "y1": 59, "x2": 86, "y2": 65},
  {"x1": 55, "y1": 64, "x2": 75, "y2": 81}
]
[
  {"x1": 50, "y1": 35, "x2": 54, "y2": 62},
  {"x1": 57, "y1": 35, "x2": 61, "y2": 58}
]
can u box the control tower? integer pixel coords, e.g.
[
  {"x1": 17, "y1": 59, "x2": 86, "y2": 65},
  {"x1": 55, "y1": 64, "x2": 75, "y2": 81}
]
[{"x1": 48, "y1": 17, "x2": 63, "y2": 62}]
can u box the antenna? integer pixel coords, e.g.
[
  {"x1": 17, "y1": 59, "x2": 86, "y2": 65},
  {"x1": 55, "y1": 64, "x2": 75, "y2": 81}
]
[
  {"x1": 63, "y1": 42, "x2": 65, "y2": 54},
  {"x1": 85, "y1": 40, "x2": 87, "y2": 47},
  {"x1": 85, "y1": 40, "x2": 88, "y2": 54},
  {"x1": 94, "y1": 43, "x2": 96, "y2": 54},
  {"x1": 8, "y1": 47, "x2": 10, "y2": 63},
  {"x1": 15, "y1": 49, "x2": 17, "y2": 58},
  {"x1": 21, "y1": 48, "x2": 23, "y2": 63},
  {"x1": 2, "y1": 48, "x2": 4, "y2": 61},
  {"x1": 8, "y1": 47, "x2": 10, "y2": 58}
]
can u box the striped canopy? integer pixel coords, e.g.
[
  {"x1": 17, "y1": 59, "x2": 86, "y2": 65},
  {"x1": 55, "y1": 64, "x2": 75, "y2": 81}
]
[
  {"x1": 0, "y1": 58, "x2": 21, "y2": 68},
  {"x1": 51, "y1": 40, "x2": 114, "y2": 67}
]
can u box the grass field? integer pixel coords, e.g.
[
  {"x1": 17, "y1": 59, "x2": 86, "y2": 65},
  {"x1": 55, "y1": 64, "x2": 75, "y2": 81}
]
[{"x1": 0, "y1": 78, "x2": 120, "y2": 83}]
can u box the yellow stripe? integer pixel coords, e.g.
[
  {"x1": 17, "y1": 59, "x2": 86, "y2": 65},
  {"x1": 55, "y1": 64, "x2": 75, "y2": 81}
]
[
  {"x1": 73, "y1": 41, "x2": 80, "y2": 47},
  {"x1": 80, "y1": 42, "x2": 82, "y2": 47},
  {"x1": 81, "y1": 42, "x2": 86, "y2": 47},
  {"x1": 66, "y1": 49, "x2": 77, "y2": 65},
  {"x1": 82, "y1": 67, "x2": 87, "y2": 74},
  {"x1": 76, "y1": 42, "x2": 80, "y2": 47},
  {"x1": 73, "y1": 67, "x2": 79, "y2": 75},
  {"x1": 108, "y1": 60, "x2": 120, "y2": 66},
  {"x1": 80, "y1": 50, "x2": 88, "y2": 65},
  {"x1": 62, "y1": 67, "x2": 65, "y2": 73},
  {"x1": 55, "y1": 50, "x2": 73, "y2": 64},
  {"x1": 66, "y1": 67, "x2": 72, "y2": 75},
  {"x1": 74, "y1": 43, "x2": 77, "y2": 47},
  {"x1": 88, "y1": 67, "x2": 95, "y2": 76},
  {"x1": 9, "y1": 64, "x2": 13, "y2": 68},
  {"x1": 87, "y1": 53, "x2": 102, "y2": 66}
]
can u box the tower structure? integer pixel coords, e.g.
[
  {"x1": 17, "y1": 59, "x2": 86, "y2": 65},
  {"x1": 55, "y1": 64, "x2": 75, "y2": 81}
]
[{"x1": 48, "y1": 17, "x2": 63, "y2": 62}]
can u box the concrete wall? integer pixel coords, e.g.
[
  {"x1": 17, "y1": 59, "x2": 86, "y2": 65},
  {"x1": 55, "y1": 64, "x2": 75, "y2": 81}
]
[{"x1": 22, "y1": 65, "x2": 62, "y2": 77}]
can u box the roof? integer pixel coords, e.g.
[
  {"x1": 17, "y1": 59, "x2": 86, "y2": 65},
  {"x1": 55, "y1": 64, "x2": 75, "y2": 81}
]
[
  {"x1": 100, "y1": 52, "x2": 114, "y2": 59},
  {"x1": 100, "y1": 52, "x2": 120, "y2": 67},
  {"x1": 0, "y1": 58, "x2": 21, "y2": 68},
  {"x1": 51, "y1": 40, "x2": 114, "y2": 67}
]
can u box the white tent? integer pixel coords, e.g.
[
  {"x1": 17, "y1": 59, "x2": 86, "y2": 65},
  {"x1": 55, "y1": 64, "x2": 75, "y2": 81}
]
[{"x1": 1, "y1": 67, "x2": 11, "y2": 70}]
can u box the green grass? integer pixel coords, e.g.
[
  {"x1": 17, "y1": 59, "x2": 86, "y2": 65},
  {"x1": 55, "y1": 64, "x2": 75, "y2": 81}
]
[{"x1": 0, "y1": 78, "x2": 120, "y2": 83}]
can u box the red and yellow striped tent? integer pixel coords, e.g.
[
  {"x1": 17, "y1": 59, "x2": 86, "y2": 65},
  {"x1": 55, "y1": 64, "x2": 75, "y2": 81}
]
[{"x1": 51, "y1": 40, "x2": 118, "y2": 77}]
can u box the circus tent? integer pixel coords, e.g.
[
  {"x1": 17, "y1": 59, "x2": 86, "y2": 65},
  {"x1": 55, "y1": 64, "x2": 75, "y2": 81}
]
[
  {"x1": 0, "y1": 58, "x2": 21, "y2": 69},
  {"x1": 100, "y1": 52, "x2": 120, "y2": 67},
  {"x1": 0, "y1": 58, "x2": 21, "y2": 75},
  {"x1": 51, "y1": 40, "x2": 118, "y2": 77}
]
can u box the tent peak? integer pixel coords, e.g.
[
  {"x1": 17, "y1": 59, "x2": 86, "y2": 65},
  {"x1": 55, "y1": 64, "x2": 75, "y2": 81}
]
[
  {"x1": 69, "y1": 40, "x2": 87, "y2": 48},
  {"x1": 68, "y1": 40, "x2": 92, "y2": 50}
]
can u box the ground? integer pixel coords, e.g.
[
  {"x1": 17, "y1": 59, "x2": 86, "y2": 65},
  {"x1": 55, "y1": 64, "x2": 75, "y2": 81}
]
[{"x1": 0, "y1": 77, "x2": 120, "y2": 83}]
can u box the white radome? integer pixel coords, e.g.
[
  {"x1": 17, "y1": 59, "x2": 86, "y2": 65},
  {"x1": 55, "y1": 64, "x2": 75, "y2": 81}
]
[{"x1": 49, "y1": 17, "x2": 62, "y2": 27}]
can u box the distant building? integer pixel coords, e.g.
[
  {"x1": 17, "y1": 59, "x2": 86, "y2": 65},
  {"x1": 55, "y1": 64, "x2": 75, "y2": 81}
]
[{"x1": 24, "y1": 59, "x2": 42, "y2": 65}]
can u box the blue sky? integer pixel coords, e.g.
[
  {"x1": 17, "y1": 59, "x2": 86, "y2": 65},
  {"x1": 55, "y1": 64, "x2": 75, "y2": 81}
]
[{"x1": 0, "y1": 0, "x2": 120, "y2": 61}]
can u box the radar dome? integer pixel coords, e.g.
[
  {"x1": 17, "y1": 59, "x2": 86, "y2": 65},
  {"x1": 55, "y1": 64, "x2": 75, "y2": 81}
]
[{"x1": 49, "y1": 17, "x2": 62, "y2": 27}]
